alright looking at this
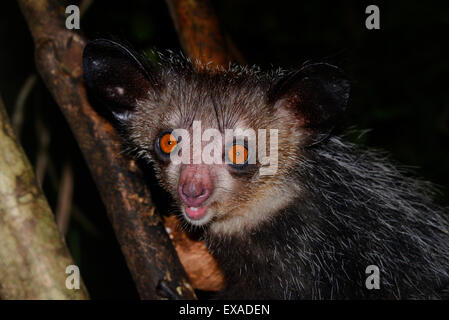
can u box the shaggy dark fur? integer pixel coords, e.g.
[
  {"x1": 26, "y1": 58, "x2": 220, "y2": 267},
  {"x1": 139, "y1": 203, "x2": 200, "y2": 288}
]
[
  {"x1": 83, "y1": 39, "x2": 449, "y2": 300},
  {"x1": 208, "y1": 137, "x2": 449, "y2": 299}
]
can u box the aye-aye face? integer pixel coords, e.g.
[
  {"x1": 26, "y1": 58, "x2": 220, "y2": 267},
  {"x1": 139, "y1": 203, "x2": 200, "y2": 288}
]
[{"x1": 83, "y1": 39, "x2": 350, "y2": 235}]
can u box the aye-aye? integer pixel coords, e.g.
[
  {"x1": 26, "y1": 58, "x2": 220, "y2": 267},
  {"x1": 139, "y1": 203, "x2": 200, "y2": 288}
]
[{"x1": 83, "y1": 39, "x2": 449, "y2": 299}]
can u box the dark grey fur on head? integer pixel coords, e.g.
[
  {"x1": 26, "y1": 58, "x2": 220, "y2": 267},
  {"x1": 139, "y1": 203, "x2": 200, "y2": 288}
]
[{"x1": 83, "y1": 39, "x2": 449, "y2": 299}]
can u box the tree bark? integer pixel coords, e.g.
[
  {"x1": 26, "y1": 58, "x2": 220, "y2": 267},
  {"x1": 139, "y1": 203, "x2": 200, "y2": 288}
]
[
  {"x1": 17, "y1": 0, "x2": 196, "y2": 299},
  {"x1": 0, "y1": 96, "x2": 89, "y2": 300},
  {"x1": 165, "y1": 0, "x2": 234, "y2": 67}
]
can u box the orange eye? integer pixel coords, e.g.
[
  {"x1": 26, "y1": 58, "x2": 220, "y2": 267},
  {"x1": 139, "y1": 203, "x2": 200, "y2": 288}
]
[
  {"x1": 159, "y1": 133, "x2": 177, "y2": 154},
  {"x1": 228, "y1": 144, "x2": 248, "y2": 165}
]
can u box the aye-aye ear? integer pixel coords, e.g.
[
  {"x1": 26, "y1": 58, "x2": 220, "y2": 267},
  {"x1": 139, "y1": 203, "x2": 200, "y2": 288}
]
[
  {"x1": 83, "y1": 39, "x2": 160, "y2": 122},
  {"x1": 268, "y1": 62, "x2": 350, "y2": 146}
]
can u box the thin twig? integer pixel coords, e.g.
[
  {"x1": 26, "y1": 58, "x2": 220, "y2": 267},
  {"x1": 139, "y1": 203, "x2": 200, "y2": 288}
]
[
  {"x1": 12, "y1": 74, "x2": 37, "y2": 139},
  {"x1": 34, "y1": 113, "x2": 50, "y2": 188},
  {"x1": 56, "y1": 161, "x2": 74, "y2": 236}
]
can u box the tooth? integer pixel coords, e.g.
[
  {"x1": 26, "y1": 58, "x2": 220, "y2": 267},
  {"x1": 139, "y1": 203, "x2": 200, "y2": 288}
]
[{"x1": 190, "y1": 207, "x2": 198, "y2": 211}]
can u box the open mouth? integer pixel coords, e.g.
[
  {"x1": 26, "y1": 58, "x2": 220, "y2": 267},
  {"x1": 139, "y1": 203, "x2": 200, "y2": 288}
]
[{"x1": 185, "y1": 205, "x2": 208, "y2": 220}]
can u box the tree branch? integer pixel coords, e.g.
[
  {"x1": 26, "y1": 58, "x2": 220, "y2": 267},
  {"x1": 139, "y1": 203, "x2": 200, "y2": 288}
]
[
  {"x1": 0, "y1": 95, "x2": 89, "y2": 299},
  {"x1": 17, "y1": 0, "x2": 195, "y2": 299},
  {"x1": 165, "y1": 0, "x2": 234, "y2": 67}
]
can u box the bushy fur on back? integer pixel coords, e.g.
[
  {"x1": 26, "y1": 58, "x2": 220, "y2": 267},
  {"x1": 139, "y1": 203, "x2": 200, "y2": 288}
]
[{"x1": 208, "y1": 136, "x2": 449, "y2": 299}]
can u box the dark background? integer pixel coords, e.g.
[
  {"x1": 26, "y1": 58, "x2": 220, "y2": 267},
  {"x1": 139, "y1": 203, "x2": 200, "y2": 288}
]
[{"x1": 1, "y1": 0, "x2": 448, "y2": 299}]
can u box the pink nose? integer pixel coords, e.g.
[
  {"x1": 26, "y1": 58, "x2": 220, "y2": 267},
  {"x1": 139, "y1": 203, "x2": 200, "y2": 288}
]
[
  {"x1": 178, "y1": 165, "x2": 213, "y2": 207},
  {"x1": 179, "y1": 182, "x2": 211, "y2": 206}
]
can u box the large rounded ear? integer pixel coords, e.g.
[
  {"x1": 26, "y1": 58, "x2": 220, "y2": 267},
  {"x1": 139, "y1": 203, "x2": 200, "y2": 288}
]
[
  {"x1": 268, "y1": 63, "x2": 350, "y2": 146},
  {"x1": 83, "y1": 39, "x2": 161, "y2": 122}
]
